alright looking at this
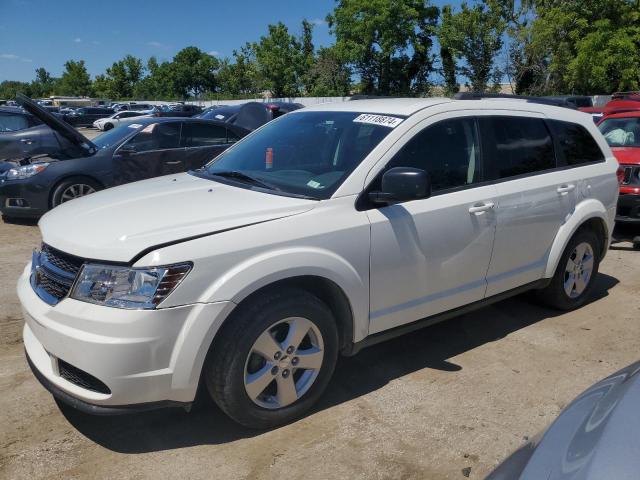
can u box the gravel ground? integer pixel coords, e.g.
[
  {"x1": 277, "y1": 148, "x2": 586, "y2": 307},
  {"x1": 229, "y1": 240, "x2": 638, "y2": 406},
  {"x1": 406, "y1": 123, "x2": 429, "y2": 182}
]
[{"x1": 1, "y1": 189, "x2": 639, "y2": 479}]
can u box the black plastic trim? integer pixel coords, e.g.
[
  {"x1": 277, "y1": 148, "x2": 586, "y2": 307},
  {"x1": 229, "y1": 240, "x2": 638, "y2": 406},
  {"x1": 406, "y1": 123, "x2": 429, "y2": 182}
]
[
  {"x1": 343, "y1": 279, "x2": 550, "y2": 356},
  {"x1": 26, "y1": 351, "x2": 190, "y2": 416}
]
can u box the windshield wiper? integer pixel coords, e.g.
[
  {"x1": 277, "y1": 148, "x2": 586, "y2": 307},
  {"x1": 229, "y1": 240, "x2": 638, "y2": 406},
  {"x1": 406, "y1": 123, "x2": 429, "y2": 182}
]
[{"x1": 208, "y1": 170, "x2": 282, "y2": 191}]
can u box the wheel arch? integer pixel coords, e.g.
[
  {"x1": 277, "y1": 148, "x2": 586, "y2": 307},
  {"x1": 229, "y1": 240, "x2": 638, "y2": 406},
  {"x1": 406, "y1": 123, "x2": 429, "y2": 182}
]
[
  {"x1": 49, "y1": 174, "x2": 105, "y2": 208},
  {"x1": 545, "y1": 200, "x2": 611, "y2": 278}
]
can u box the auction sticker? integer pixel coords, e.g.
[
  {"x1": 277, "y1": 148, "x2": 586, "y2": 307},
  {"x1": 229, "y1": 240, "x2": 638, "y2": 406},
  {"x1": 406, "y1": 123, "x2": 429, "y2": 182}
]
[
  {"x1": 128, "y1": 123, "x2": 143, "y2": 129},
  {"x1": 353, "y1": 114, "x2": 403, "y2": 128}
]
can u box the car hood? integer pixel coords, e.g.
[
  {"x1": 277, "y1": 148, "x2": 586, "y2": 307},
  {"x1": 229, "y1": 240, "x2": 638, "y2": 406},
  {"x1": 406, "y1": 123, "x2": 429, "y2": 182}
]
[
  {"x1": 487, "y1": 362, "x2": 640, "y2": 480},
  {"x1": 16, "y1": 94, "x2": 97, "y2": 156},
  {"x1": 39, "y1": 173, "x2": 317, "y2": 263},
  {"x1": 611, "y1": 147, "x2": 640, "y2": 165}
]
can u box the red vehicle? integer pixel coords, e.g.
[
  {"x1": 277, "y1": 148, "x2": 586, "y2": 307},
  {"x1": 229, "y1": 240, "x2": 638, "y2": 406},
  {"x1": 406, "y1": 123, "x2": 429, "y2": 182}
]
[
  {"x1": 582, "y1": 92, "x2": 640, "y2": 123},
  {"x1": 598, "y1": 111, "x2": 640, "y2": 235}
]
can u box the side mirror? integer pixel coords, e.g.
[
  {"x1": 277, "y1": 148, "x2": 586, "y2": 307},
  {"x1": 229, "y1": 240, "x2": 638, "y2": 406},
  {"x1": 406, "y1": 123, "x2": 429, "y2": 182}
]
[
  {"x1": 369, "y1": 167, "x2": 431, "y2": 205},
  {"x1": 117, "y1": 145, "x2": 136, "y2": 156}
]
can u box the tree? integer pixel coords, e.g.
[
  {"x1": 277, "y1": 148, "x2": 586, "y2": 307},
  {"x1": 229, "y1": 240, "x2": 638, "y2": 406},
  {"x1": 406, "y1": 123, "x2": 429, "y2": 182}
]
[
  {"x1": 306, "y1": 47, "x2": 352, "y2": 96},
  {"x1": 95, "y1": 55, "x2": 144, "y2": 99},
  {"x1": 55, "y1": 60, "x2": 92, "y2": 96},
  {"x1": 438, "y1": 1, "x2": 507, "y2": 92},
  {"x1": 509, "y1": 0, "x2": 640, "y2": 94},
  {"x1": 171, "y1": 47, "x2": 219, "y2": 99},
  {"x1": 0, "y1": 80, "x2": 32, "y2": 99},
  {"x1": 133, "y1": 57, "x2": 177, "y2": 100},
  {"x1": 327, "y1": 0, "x2": 439, "y2": 95},
  {"x1": 217, "y1": 45, "x2": 261, "y2": 96},
  {"x1": 29, "y1": 67, "x2": 57, "y2": 98},
  {"x1": 253, "y1": 23, "x2": 303, "y2": 97}
]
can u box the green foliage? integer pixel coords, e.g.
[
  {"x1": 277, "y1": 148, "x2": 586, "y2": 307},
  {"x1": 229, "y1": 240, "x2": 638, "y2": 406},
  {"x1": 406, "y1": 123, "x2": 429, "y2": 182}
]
[
  {"x1": 253, "y1": 22, "x2": 303, "y2": 97},
  {"x1": 171, "y1": 46, "x2": 219, "y2": 99},
  {"x1": 216, "y1": 45, "x2": 261, "y2": 96},
  {"x1": 438, "y1": 1, "x2": 507, "y2": 92},
  {"x1": 93, "y1": 55, "x2": 144, "y2": 99},
  {"x1": 511, "y1": 0, "x2": 640, "y2": 94},
  {"x1": 306, "y1": 47, "x2": 351, "y2": 96},
  {"x1": 55, "y1": 60, "x2": 92, "y2": 96},
  {"x1": 0, "y1": 80, "x2": 32, "y2": 99},
  {"x1": 327, "y1": 0, "x2": 439, "y2": 95}
]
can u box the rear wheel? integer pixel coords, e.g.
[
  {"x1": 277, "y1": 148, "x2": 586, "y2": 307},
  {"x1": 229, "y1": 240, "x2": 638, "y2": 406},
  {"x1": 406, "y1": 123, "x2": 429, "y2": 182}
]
[
  {"x1": 535, "y1": 229, "x2": 600, "y2": 310},
  {"x1": 51, "y1": 177, "x2": 101, "y2": 208},
  {"x1": 204, "y1": 288, "x2": 339, "y2": 429}
]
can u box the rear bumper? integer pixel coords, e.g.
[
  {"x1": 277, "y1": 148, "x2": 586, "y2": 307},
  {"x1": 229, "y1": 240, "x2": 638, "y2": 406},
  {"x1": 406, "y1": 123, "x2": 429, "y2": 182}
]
[{"x1": 616, "y1": 193, "x2": 640, "y2": 223}]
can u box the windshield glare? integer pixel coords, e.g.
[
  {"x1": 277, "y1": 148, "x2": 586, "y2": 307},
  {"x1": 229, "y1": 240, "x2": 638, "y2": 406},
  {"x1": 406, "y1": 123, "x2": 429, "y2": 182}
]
[
  {"x1": 199, "y1": 111, "x2": 397, "y2": 199},
  {"x1": 599, "y1": 117, "x2": 640, "y2": 147},
  {"x1": 93, "y1": 123, "x2": 140, "y2": 149}
]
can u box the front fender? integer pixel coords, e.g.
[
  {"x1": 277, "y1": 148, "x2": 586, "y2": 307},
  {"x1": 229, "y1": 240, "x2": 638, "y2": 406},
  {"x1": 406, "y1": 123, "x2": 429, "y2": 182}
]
[
  {"x1": 544, "y1": 199, "x2": 613, "y2": 278},
  {"x1": 203, "y1": 247, "x2": 369, "y2": 343}
]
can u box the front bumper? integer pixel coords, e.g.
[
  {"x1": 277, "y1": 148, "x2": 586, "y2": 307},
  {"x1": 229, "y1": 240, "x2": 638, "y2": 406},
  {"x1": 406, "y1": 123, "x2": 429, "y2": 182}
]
[
  {"x1": 0, "y1": 178, "x2": 49, "y2": 218},
  {"x1": 19, "y1": 265, "x2": 235, "y2": 410},
  {"x1": 616, "y1": 192, "x2": 640, "y2": 223}
]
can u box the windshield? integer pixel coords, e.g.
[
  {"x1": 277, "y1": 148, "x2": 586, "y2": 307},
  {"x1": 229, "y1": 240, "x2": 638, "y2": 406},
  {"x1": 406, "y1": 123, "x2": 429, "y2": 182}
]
[
  {"x1": 197, "y1": 111, "x2": 399, "y2": 199},
  {"x1": 599, "y1": 117, "x2": 640, "y2": 147},
  {"x1": 93, "y1": 123, "x2": 141, "y2": 149}
]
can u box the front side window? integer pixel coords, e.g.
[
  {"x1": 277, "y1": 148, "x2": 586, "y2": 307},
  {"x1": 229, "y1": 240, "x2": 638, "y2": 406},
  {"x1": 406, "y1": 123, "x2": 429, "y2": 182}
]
[
  {"x1": 125, "y1": 122, "x2": 181, "y2": 152},
  {"x1": 0, "y1": 112, "x2": 29, "y2": 132},
  {"x1": 549, "y1": 119, "x2": 604, "y2": 165},
  {"x1": 598, "y1": 117, "x2": 640, "y2": 148},
  {"x1": 199, "y1": 111, "x2": 396, "y2": 199},
  {"x1": 479, "y1": 116, "x2": 555, "y2": 180},
  {"x1": 386, "y1": 117, "x2": 480, "y2": 192},
  {"x1": 183, "y1": 122, "x2": 228, "y2": 146}
]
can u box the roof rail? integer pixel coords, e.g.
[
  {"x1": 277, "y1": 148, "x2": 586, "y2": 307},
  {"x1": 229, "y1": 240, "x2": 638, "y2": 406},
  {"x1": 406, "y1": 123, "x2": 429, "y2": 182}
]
[{"x1": 453, "y1": 92, "x2": 577, "y2": 109}]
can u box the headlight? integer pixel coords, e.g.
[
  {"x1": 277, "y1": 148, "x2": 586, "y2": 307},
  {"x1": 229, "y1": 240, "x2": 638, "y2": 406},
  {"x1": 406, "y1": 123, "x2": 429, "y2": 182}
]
[
  {"x1": 6, "y1": 163, "x2": 49, "y2": 180},
  {"x1": 70, "y1": 263, "x2": 192, "y2": 309}
]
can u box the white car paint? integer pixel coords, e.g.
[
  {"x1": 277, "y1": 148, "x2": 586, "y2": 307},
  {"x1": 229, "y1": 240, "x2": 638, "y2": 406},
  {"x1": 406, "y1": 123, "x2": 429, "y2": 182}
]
[
  {"x1": 21, "y1": 97, "x2": 619, "y2": 409},
  {"x1": 92, "y1": 110, "x2": 153, "y2": 130}
]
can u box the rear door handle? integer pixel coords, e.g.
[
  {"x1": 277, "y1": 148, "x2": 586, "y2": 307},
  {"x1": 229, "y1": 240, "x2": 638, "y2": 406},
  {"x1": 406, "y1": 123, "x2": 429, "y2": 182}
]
[
  {"x1": 165, "y1": 161, "x2": 182, "y2": 165},
  {"x1": 468, "y1": 202, "x2": 495, "y2": 215},
  {"x1": 557, "y1": 184, "x2": 575, "y2": 195},
  {"x1": 20, "y1": 138, "x2": 33, "y2": 144}
]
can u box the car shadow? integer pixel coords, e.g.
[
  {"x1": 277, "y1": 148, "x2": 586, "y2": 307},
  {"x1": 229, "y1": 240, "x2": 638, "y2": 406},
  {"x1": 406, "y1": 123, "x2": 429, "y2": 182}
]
[
  {"x1": 58, "y1": 273, "x2": 619, "y2": 454},
  {"x1": 2, "y1": 215, "x2": 38, "y2": 226}
]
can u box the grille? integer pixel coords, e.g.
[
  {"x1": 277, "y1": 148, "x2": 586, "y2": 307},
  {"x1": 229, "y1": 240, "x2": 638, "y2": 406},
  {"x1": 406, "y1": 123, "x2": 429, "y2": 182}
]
[
  {"x1": 41, "y1": 244, "x2": 83, "y2": 275},
  {"x1": 32, "y1": 244, "x2": 84, "y2": 305},
  {"x1": 58, "y1": 358, "x2": 111, "y2": 394}
]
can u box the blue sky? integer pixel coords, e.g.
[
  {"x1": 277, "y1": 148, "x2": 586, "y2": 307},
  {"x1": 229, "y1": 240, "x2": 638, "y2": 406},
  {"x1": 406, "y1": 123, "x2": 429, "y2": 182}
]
[{"x1": 0, "y1": 0, "x2": 454, "y2": 83}]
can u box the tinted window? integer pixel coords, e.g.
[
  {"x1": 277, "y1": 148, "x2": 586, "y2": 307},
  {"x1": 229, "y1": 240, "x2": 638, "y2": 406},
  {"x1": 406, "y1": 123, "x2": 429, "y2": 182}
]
[
  {"x1": 184, "y1": 122, "x2": 228, "y2": 146},
  {"x1": 227, "y1": 129, "x2": 240, "y2": 142},
  {"x1": 0, "y1": 112, "x2": 29, "y2": 132},
  {"x1": 387, "y1": 117, "x2": 480, "y2": 191},
  {"x1": 126, "y1": 122, "x2": 181, "y2": 152},
  {"x1": 120, "y1": 111, "x2": 142, "y2": 118},
  {"x1": 480, "y1": 116, "x2": 555, "y2": 179},
  {"x1": 550, "y1": 120, "x2": 605, "y2": 164}
]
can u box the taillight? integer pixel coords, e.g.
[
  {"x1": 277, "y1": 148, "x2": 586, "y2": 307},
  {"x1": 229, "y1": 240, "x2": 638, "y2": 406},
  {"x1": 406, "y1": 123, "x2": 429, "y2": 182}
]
[{"x1": 617, "y1": 166, "x2": 626, "y2": 185}]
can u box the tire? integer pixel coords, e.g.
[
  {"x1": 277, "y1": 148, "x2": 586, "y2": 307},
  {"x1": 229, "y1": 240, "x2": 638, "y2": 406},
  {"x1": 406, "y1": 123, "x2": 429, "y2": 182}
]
[
  {"x1": 204, "y1": 288, "x2": 339, "y2": 429},
  {"x1": 103, "y1": 123, "x2": 114, "y2": 131},
  {"x1": 51, "y1": 177, "x2": 101, "y2": 208},
  {"x1": 535, "y1": 228, "x2": 601, "y2": 310}
]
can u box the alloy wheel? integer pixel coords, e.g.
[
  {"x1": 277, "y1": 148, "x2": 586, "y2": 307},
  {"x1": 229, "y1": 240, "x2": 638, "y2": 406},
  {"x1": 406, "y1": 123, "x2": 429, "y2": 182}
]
[
  {"x1": 60, "y1": 184, "x2": 96, "y2": 203},
  {"x1": 244, "y1": 317, "x2": 324, "y2": 409},
  {"x1": 563, "y1": 242, "x2": 595, "y2": 298}
]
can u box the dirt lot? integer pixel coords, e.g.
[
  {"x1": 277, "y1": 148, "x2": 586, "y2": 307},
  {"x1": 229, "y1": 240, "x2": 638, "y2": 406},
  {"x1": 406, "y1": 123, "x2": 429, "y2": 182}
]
[{"x1": 1, "y1": 213, "x2": 639, "y2": 479}]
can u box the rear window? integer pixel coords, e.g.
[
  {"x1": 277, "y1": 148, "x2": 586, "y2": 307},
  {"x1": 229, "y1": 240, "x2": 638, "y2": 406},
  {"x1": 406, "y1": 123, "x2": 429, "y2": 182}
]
[
  {"x1": 183, "y1": 122, "x2": 228, "y2": 146},
  {"x1": 126, "y1": 122, "x2": 181, "y2": 152},
  {"x1": 479, "y1": 116, "x2": 555, "y2": 180},
  {"x1": 549, "y1": 120, "x2": 604, "y2": 165}
]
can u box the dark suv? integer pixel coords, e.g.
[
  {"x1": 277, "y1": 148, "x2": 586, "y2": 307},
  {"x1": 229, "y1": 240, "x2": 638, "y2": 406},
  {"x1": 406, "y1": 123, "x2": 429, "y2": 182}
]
[{"x1": 63, "y1": 107, "x2": 114, "y2": 127}]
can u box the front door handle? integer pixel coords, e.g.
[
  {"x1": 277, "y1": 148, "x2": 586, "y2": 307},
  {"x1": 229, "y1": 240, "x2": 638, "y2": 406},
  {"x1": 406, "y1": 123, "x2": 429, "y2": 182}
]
[
  {"x1": 165, "y1": 161, "x2": 182, "y2": 165},
  {"x1": 557, "y1": 184, "x2": 576, "y2": 195},
  {"x1": 20, "y1": 138, "x2": 33, "y2": 144},
  {"x1": 468, "y1": 202, "x2": 495, "y2": 215}
]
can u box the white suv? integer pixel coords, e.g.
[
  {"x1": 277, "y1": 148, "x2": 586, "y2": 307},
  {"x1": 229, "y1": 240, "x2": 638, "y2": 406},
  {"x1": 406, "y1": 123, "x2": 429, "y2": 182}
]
[{"x1": 19, "y1": 97, "x2": 618, "y2": 428}]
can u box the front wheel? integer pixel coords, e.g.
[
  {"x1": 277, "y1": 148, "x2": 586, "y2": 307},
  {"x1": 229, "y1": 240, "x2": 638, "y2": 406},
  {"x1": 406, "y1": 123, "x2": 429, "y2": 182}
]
[
  {"x1": 204, "y1": 288, "x2": 339, "y2": 429},
  {"x1": 51, "y1": 177, "x2": 101, "y2": 208},
  {"x1": 103, "y1": 123, "x2": 114, "y2": 131},
  {"x1": 535, "y1": 229, "x2": 601, "y2": 310}
]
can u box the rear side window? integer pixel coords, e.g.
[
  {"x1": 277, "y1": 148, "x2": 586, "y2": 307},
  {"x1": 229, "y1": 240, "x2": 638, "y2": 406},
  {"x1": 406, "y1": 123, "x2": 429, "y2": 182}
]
[
  {"x1": 479, "y1": 116, "x2": 555, "y2": 180},
  {"x1": 126, "y1": 122, "x2": 181, "y2": 152},
  {"x1": 549, "y1": 120, "x2": 604, "y2": 165},
  {"x1": 183, "y1": 123, "x2": 228, "y2": 146}
]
